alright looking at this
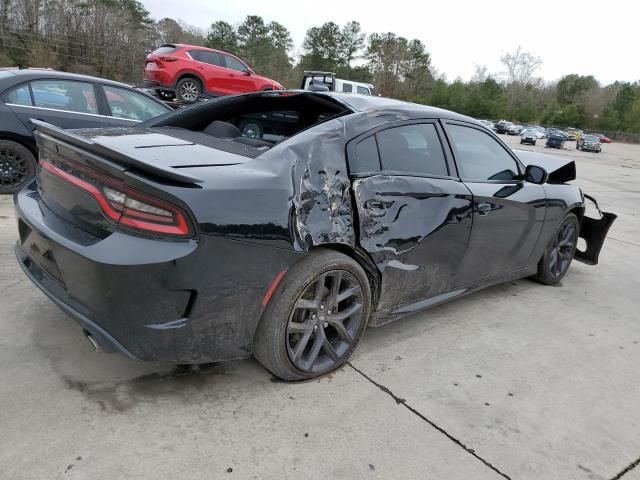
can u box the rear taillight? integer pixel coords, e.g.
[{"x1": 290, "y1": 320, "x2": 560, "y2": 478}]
[
  {"x1": 158, "y1": 56, "x2": 178, "y2": 62},
  {"x1": 40, "y1": 156, "x2": 192, "y2": 238}
]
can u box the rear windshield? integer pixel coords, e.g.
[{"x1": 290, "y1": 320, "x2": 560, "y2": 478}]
[{"x1": 153, "y1": 45, "x2": 178, "y2": 55}]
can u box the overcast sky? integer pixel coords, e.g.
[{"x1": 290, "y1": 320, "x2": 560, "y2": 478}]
[{"x1": 143, "y1": 0, "x2": 638, "y2": 85}]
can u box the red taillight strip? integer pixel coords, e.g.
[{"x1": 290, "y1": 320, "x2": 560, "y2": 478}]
[
  {"x1": 262, "y1": 270, "x2": 287, "y2": 307},
  {"x1": 40, "y1": 158, "x2": 191, "y2": 237},
  {"x1": 41, "y1": 160, "x2": 122, "y2": 222}
]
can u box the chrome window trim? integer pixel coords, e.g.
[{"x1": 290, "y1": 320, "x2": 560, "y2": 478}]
[{"x1": 5, "y1": 103, "x2": 141, "y2": 122}]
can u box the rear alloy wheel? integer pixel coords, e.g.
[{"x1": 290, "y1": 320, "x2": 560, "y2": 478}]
[
  {"x1": 0, "y1": 140, "x2": 36, "y2": 194},
  {"x1": 240, "y1": 121, "x2": 263, "y2": 139},
  {"x1": 532, "y1": 213, "x2": 579, "y2": 285},
  {"x1": 253, "y1": 249, "x2": 371, "y2": 381},
  {"x1": 176, "y1": 78, "x2": 201, "y2": 103}
]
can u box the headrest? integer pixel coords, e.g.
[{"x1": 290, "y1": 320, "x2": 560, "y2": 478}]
[{"x1": 204, "y1": 120, "x2": 241, "y2": 138}]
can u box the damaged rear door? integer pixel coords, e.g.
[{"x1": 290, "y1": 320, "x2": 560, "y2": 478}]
[{"x1": 348, "y1": 121, "x2": 474, "y2": 312}]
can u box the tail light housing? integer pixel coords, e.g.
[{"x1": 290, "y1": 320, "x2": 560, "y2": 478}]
[{"x1": 40, "y1": 155, "x2": 192, "y2": 238}]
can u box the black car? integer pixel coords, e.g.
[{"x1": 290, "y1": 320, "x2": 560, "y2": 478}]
[
  {"x1": 0, "y1": 68, "x2": 172, "y2": 193},
  {"x1": 14, "y1": 91, "x2": 616, "y2": 381},
  {"x1": 546, "y1": 133, "x2": 566, "y2": 149},
  {"x1": 577, "y1": 134, "x2": 602, "y2": 153}
]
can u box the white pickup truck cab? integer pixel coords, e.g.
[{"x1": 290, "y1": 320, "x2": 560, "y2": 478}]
[{"x1": 301, "y1": 71, "x2": 374, "y2": 95}]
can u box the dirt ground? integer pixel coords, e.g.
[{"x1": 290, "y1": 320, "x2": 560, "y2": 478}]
[{"x1": 0, "y1": 133, "x2": 638, "y2": 480}]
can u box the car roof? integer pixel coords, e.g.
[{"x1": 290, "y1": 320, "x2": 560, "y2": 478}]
[
  {"x1": 320, "y1": 92, "x2": 477, "y2": 123},
  {"x1": 0, "y1": 68, "x2": 138, "y2": 89}
]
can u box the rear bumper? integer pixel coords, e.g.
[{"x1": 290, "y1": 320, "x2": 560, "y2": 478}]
[
  {"x1": 14, "y1": 182, "x2": 304, "y2": 363},
  {"x1": 15, "y1": 243, "x2": 138, "y2": 358},
  {"x1": 143, "y1": 79, "x2": 173, "y2": 90}
]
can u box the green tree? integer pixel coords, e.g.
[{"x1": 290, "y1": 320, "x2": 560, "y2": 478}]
[
  {"x1": 340, "y1": 21, "x2": 365, "y2": 65},
  {"x1": 557, "y1": 74, "x2": 598, "y2": 104},
  {"x1": 622, "y1": 99, "x2": 640, "y2": 132},
  {"x1": 206, "y1": 20, "x2": 238, "y2": 53},
  {"x1": 613, "y1": 83, "x2": 637, "y2": 119},
  {"x1": 300, "y1": 22, "x2": 343, "y2": 72},
  {"x1": 596, "y1": 106, "x2": 620, "y2": 131}
]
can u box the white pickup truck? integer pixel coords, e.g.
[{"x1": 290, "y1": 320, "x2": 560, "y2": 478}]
[{"x1": 301, "y1": 71, "x2": 375, "y2": 95}]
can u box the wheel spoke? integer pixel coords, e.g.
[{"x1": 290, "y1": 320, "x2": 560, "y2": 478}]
[
  {"x1": 288, "y1": 322, "x2": 310, "y2": 334},
  {"x1": 295, "y1": 298, "x2": 317, "y2": 310},
  {"x1": 549, "y1": 249, "x2": 559, "y2": 274},
  {"x1": 327, "y1": 319, "x2": 353, "y2": 343},
  {"x1": 322, "y1": 336, "x2": 339, "y2": 361},
  {"x1": 303, "y1": 332, "x2": 324, "y2": 370},
  {"x1": 313, "y1": 274, "x2": 327, "y2": 302},
  {"x1": 329, "y1": 271, "x2": 342, "y2": 299},
  {"x1": 331, "y1": 302, "x2": 362, "y2": 322},
  {"x1": 560, "y1": 225, "x2": 575, "y2": 246},
  {"x1": 292, "y1": 330, "x2": 313, "y2": 362},
  {"x1": 336, "y1": 285, "x2": 359, "y2": 303}
]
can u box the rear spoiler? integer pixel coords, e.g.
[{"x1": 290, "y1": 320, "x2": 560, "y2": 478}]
[{"x1": 31, "y1": 119, "x2": 203, "y2": 185}]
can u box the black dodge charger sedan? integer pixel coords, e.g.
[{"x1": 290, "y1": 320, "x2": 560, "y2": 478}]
[
  {"x1": 0, "y1": 68, "x2": 171, "y2": 194},
  {"x1": 14, "y1": 91, "x2": 616, "y2": 380}
]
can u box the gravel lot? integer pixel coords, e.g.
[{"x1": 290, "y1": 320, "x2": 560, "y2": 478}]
[{"x1": 1, "y1": 134, "x2": 638, "y2": 480}]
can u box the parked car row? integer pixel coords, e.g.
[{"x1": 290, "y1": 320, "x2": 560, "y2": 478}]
[{"x1": 475, "y1": 117, "x2": 607, "y2": 153}]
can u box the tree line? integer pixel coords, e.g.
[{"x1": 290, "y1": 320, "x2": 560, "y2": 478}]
[{"x1": 1, "y1": 0, "x2": 639, "y2": 135}]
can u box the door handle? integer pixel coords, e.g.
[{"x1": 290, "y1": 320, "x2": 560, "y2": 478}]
[
  {"x1": 227, "y1": 74, "x2": 236, "y2": 77},
  {"x1": 477, "y1": 202, "x2": 492, "y2": 215},
  {"x1": 364, "y1": 199, "x2": 386, "y2": 210}
]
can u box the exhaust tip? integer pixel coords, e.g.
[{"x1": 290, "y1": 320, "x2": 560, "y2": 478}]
[{"x1": 83, "y1": 330, "x2": 100, "y2": 352}]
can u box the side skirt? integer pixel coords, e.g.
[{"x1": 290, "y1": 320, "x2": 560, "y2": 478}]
[{"x1": 369, "y1": 265, "x2": 538, "y2": 327}]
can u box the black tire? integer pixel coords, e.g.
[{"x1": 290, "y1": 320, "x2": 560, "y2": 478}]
[
  {"x1": 157, "y1": 89, "x2": 175, "y2": 101},
  {"x1": 253, "y1": 249, "x2": 371, "y2": 381},
  {"x1": 0, "y1": 140, "x2": 36, "y2": 194},
  {"x1": 532, "y1": 213, "x2": 579, "y2": 285},
  {"x1": 175, "y1": 77, "x2": 202, "y2": 103}
]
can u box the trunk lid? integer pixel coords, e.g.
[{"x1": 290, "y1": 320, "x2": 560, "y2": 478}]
[{"x1": 32, "y1": 121, "x2": 248, "y2": 238}]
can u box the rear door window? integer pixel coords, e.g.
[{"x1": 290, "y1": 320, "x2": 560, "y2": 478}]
[
  {"x1": 376, "y1": 124, "x2": 448, "y2": 176},
  {"x1": 197, "y1": 51, "x2": 223, "y2": 67},
  {"x1": 30, "y1": 80, "x2": 98, "y2": 114},
  {"x1": 342, "y1": 83, "x2": 353, "y2": 93},
  {"x1": 3, "y1": 84, "x2": 32, "y2": 106}
]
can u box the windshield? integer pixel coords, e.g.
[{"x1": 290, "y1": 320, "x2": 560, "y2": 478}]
[{"x1": 583, "y1": 135, "x2": 599, "y2": 142}]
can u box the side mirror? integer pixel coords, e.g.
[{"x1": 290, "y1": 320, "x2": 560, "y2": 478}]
[
  {"x1": 243, "y1": 68, "x2": 252, "y2": 76},
  {"x1": 524, "y1": 164, "x2": 548, "y2": 184}
]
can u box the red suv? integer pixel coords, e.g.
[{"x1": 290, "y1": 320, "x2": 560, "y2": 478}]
[{"x1": 143, "y1": 44, "x2": 284, "y2": 102}]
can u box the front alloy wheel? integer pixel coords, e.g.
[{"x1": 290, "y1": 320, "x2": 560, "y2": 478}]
[{"x1": 532, "y1": 213, "x2": 579, "y2": 285}]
